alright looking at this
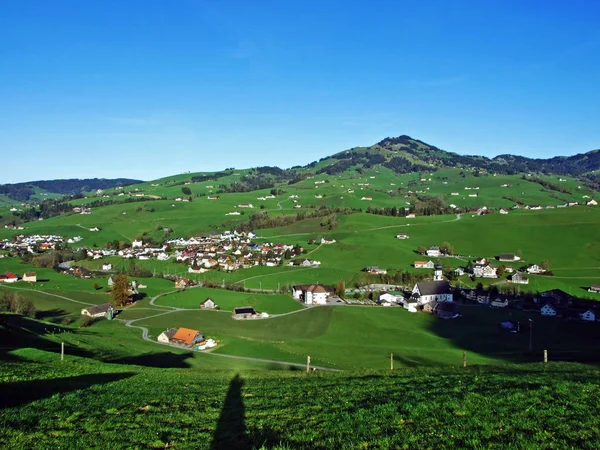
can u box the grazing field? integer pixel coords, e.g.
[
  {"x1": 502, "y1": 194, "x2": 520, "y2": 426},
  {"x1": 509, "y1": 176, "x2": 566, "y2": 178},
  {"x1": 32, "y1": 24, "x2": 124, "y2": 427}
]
[
  {"x1": 154, "y1": 287, "x2": 304, "y2": 314},
  {"x1": 1, "y1": 356, "x2": 599, "y2": 449}
]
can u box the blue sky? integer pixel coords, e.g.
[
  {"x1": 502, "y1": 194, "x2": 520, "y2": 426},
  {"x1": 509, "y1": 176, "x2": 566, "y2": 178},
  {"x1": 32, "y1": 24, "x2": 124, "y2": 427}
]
[{"x1": 1, "y1": 0, "x2": 599, "y2": 183}]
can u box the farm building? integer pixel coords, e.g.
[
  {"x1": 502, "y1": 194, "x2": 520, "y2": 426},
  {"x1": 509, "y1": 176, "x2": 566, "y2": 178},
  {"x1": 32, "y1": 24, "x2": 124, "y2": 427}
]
[
  {"x1": 171, "y1": 328, "x2": 204, "y2": 346},
  {"x1": 414, "y1": 261, "x2": 435, "y2": 269},
  {"x1": 365, "y1": 266, "x2": 387, "y2": 275},
  {"x1": 22, "y1": 272, "x2": 37, "y2": 283},
  {"x1": 540, "y1": 304, "x2": 558, "y2": 316},
  {"x1": 157, "y1": 328, "x2": 177, "y2": 344},
  {"x1": 81, "y1": 303, "x2": 114, "y2": 318},
  {"x1": 396, "y1": 234, "x2": 409, "y2": 239},
  {"x1": 511, "y1": 272, "x2": 529, "y2": 284},
  {"x1": 411, "y1": 281, "x2": 453, "y2": 305},
  {"x1": 588, "y1": 284, "x2": 600, "y2": 293},
  {"x1": 472, "y1": 264, "x2": 498, "y2": 278},
  {"x1": 527, "y1": 265, "x2": 546, "y2": 274},
  {"x1": 490, "y1": 298, "x2": 508, "y2": 308},
  {"x1": 232, "y1": 307, "x2": 259, "y2": 320},
  {"x1": 422, "y1": 301, "x2": 459, "y2": 319},
  {"x1": 292, "y1": 284, "x2": 333, "y2": 305},
  {"x1": 498, "y1": 253, "x2": 520, "y2": 262},
  {"x1": 426, "y1": 246, "x2": 441, "y2": 257},
  {"x1": 199, "y1": 297, "x2": 217, "y2": 309},
  {"x1": 0, "y1": 272, "x2": 18, "y2": 283},
  {"x1": 102, "y1": 263, "x2": 112, "y2": 271},
  {"x1": 580, "y1": 310, "x2": 596, "y2": 322}
]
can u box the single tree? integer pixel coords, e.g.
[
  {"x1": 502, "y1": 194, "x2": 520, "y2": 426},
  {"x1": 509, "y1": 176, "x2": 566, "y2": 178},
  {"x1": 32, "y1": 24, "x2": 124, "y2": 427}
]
[
  {"x1": 417, "y1": 245, "x2": 427, "y2": 255},
  {"x1": 111, "y1": 273, "x2": 130, "y2": 307},
  {"x1": 497, "y1": 265, "x2": 506, "y2": 277},
  {"x1": 335, "y1": 280, "x2": 345, "y2": 299},
  {"x1": 541, "y1": 259, "x2": 551, "y2": 271}
]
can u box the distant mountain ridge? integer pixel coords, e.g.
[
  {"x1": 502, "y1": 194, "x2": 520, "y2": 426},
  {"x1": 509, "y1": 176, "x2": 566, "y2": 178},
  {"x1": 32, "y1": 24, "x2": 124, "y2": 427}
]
[
  {"x1": 0, "y1": 178, "x2": 142, "y2": 202},
  {"x1": 314, "y1": 135, "x2": 600, "y2": 179}
]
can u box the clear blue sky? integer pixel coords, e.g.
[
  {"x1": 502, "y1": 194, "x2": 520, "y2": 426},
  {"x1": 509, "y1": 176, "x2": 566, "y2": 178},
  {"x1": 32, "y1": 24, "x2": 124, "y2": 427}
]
[{"x1": 1, "y1": 0, "x2": 599, "y2": 183}]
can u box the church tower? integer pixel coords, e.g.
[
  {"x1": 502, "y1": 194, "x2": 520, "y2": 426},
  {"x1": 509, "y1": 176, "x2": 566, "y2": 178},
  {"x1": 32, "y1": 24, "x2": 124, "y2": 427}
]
[{"x1": 434, "y1": 262, "x2": 443, "y2": 281}]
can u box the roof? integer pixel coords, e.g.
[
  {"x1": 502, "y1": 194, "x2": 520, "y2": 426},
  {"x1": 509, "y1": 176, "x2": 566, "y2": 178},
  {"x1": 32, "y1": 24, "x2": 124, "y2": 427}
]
[
  {"x1": 4, "y1": 272, "x2": 17, "y2": 279},
  {"x1": 293, "y1": 284, "x2": 333, "y2": 293},
  {"x1": 161, "y1": 328, "x2": 178, "y2": 339},
  {"x1": 415, "y1": 280, "x2": 452, "y2": 296},
  {"x1": 200, "y1": 297, "x2": 214, "y2": 304},
  {"x1": 172, "y1": 327, "x2": 200, "y2": 345},
  {"x1": 498, "y1": 253, "x2": 515, "y2": 259},
  {"x1": 591, "y1": 284, "x2": 600, "y2": 290},
  {"x1": 84, "y1": 303, "x2": 113, "y2": 315},
  {"x1": 233, "y1": 307, "x2": 257, "y2": 315},
  {"x1": 24, "y1": 272, "x2": 36, "y2": 277}
]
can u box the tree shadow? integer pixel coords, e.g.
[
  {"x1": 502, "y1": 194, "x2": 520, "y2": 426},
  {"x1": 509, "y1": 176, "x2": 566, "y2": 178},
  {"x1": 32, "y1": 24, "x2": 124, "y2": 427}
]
[
  {"x1": 0, "y1": 372, "x2": 136, "y2": 410},
  {"x1": 108, "y1": 351, "x2": 194, "y2": 368},
  {"x1": 210, "y1": 374, "x2": 291, "y2": 450},
  {"x1": 211, "y1": 374, "x2": 250, "y2": 450},
  {"x1": 35, "y1": 308, "x2": 69, "y2": 321}
]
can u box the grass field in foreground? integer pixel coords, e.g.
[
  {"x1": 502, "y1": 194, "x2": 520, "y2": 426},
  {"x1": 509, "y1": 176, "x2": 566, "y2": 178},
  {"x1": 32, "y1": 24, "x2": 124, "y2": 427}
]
[{"x1": 1, "y1": 358, "x2": 599, "y2": 449}]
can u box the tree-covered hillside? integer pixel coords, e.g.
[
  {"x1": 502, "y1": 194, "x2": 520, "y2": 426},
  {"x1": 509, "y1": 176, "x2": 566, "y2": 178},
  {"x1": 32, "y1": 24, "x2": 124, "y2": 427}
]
[{"x1": 0, "y1": 178, "x2": 142, "y2": 202}]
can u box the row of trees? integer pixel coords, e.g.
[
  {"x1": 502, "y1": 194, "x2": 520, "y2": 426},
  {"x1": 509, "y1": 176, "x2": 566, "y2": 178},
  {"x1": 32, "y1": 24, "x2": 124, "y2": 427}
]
[
  {"x1": 0, "y1": 291, "x2": 36, "y2": 317},
  {"x1": 235, "y1": 207, "x2": 354, "y2": 233}
]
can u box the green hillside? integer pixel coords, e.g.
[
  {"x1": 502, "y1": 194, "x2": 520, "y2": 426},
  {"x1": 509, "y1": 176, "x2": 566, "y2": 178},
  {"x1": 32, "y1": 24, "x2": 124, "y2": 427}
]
[{"x1": 1, "y1": 350, "x2": 599, "y2": 449}]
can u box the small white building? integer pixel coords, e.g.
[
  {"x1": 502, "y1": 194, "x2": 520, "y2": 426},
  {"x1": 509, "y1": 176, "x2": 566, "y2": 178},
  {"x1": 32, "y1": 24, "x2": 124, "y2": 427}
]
[
  {"x1": 580, "y1": 310, "x2": 596, "y2": 322},
  {"x1": 426, "y1": 246, "x2": 441, "y2": 257},
  {"x1": 102, "y1": 263, "x2": 112, "y2": 271},
  {"x1": 132, "y1": 239, "x2": 143, "y2": 249},
  {"x1": 540, "y1": 304, "x2": 558, "y2": 316},
  {"x1": 157, "y1": 328, "x2": 178, "y2": 343}
]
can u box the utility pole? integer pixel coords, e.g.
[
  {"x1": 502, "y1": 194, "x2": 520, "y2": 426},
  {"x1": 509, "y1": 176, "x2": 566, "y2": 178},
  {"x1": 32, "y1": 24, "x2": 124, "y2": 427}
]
[{"x1": 528, "y1": 319, "x2": 533, "y2": 354}]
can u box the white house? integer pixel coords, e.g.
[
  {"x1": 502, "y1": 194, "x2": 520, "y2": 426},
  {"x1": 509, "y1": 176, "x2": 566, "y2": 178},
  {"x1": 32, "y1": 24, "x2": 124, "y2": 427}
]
[
  {"x1": 157, "y1": 328, "x2": 177, "y2": 343},
  {"x1": 511, "y1": 272, "x2": 529, "y2": 284},
  {"x1": 102, "y1": 263, "x2": 112, "y2": 271},
  {"x1": 498, "y1": 253, "x2": 520, "y2": 262},
  {"x1": 580, "y1": 310, "x2": 596, "y2": 322},
  {"x1": 292, "y1": 284, "x2": 331, "y2": 305},
  {"x1": 540, "y1": 304, "x2": 558, "y2": 316},
  {"x1": 527, "y1": 265, "x2": 546, "y2": 274},
  {"x1": 132, "y1": 239, "x2": 143, "y2": 249},
  {"x1": 199, "y1": 297, "x2": 217, "y2": 309},
  {"x1": 473, "y1": 264, "x2": 498, "y2": 278},
  {"x1": 379, "y1": 293, "x2": 400, "y2": 304},
  {"x1": 426, "y1": 246, "x2": 441, "y2": 257},
  {"x1": 411, "y1": 281, "x2": 453, "y2": 305},
  {"x1": 414, "y1": 261, "x2": 435, "y2": 269},
  {"x1": 587, "y1": 199, "x2": 598, "y2": 206},
  {"x1": 22, "y1": 272, "x2": 37, "y2": 283},
  {"x1": 396, "y1": 234, "x2": 409, "y2": 239},
  {"x1": 81, "y1": 303, "x2": 114, "y2": 318}
]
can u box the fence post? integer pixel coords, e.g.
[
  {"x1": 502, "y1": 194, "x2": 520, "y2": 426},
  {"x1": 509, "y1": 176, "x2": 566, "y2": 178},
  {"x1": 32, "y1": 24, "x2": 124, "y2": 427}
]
[
  {"x1": 306, "y1": 356, "x2": 311, "y2": 374},
  {"x1": 390, "y1": 353, "x2": 394, "y2": 371},
  {"x1": 544, "y1": 349, "x2": 548, "y2": 363},
  {"x1": 463, "y1": 351, "x2": 467, "y2": 368},
  {"x1": 61, "y1": 342, "x2": 64, "y2": 361}
]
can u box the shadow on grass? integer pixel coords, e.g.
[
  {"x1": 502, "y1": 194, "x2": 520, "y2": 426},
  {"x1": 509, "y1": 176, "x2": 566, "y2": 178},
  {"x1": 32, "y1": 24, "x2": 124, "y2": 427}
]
[
  {"x1": 109, "y1": 351, "x2": 194, "y2": 368},
  {"x1": 0, "y1": 372, "x2": 136, "y2": 410},
  {"x1": 35, "y1": 308, "x2": 70, "y2": 321},
  {"x1": 211, "y1": 374, "x2": 289, "y2": 450},
  {"x1": 393, "y1": 353, "x2": 440, "y2": 368}
]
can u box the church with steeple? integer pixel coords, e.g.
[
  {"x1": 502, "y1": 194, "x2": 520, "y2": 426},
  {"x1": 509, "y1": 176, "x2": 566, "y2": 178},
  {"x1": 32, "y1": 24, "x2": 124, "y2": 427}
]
[{"x1": 411, "y1": 262, "x2": 453, "y2": 305}]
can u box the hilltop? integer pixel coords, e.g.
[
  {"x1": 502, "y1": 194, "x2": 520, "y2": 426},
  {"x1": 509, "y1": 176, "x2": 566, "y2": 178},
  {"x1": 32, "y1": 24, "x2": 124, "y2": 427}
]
[
  {"x1": 311, "y1": 135, "x2": 600, "y2": 181},
  {"x1": 0, "y1": 178, "x2": 142, "y2": 204}
]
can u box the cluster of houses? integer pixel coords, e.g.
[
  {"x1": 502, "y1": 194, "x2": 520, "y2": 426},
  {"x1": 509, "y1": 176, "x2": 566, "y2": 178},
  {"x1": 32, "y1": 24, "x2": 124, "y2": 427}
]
[
  {"x1": 526, "y1": 289, "x2": 600, "y2": 323},
  {"x1": 165, "y1": 231, "x2": 303, "y2": 273},
  {"x1": 0, "y1": 234, "x2": 64, "y2": 254}
]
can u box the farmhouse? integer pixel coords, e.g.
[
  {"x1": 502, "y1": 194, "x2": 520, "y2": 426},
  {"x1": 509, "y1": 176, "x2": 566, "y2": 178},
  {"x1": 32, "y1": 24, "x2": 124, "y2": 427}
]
[
  {"x1": 292, "y1": 284, "x2": 332, "y2": 305},
  {"x1": 396, "y1": 234, "x2": 409, "y2": 239},
  {"x1": 232, "y1": 306, "x2": 259, "y2": 320},
  {"x1": 199, "y1": 297, "x2": 217, "y2": 309},
  {"x1": 22, "y1": 272, "x2": 37, "y2": 283},
  {"x1": 171, "y1": 328, "x2": 204, "y2": 346},
  {"x1": 588, "y1": 284, "x2": 600, "y2": 294},
  {"x1": 499, "y1": 208, "x2": 509, "y2": 214},
  {"x1": 365, "y1": 266, "x2": 387, "y2": 275},
  {"x1": 540, "y1": 304, "x2": 558, "y2": 316},
  {"x1": 498, "y1": 253, "x2": 520, "y2": 262},
  {"x1": 405, "y1": 213, "x2": 416, "y2": 218},
  {"x1": 414, "y1": 261, "x2": 435, "y2": 269},
  {"x1": 473, "y1": 264, "x2": 498, "y2": 278},
  {"x1": 102, "y1": 263, "x2": 112, "y2": 271},
  {"x1": 157, "y1": 328, "x2": 177, "y2": 344},
  {"x1": 379, "y1": 292, "x2": 401, "y2": 304},
  {"x1": 510, "y1": 272, "x2": 529, "y2": 284},
  {"x1": 527, "y1": 265, "x2": 546, "y2": 274},
  {"x1": 132, "y1": 239, "x2": 143, "y2": 249},
  {"x1": 411, "y1": 280, "x2": 453, "y2": 305},
  {"x1": 81, "y1": 303, "x2": 114, "y2": 318},
  {"x1": 426, "y1": 246, "x2": 441, "y2": 257},
  {"x1": 0, "y1": 272, "x2": 18, "y2": 283},
  {"x1": 587, "y1": 199, "x2": 598, "y2": 206}
]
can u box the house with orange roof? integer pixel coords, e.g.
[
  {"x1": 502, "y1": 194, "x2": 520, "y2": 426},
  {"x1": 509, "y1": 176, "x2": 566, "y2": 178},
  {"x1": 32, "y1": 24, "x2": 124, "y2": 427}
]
[{"x1": 171, "y1": 328, "x2": 204, "y2": 346}]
